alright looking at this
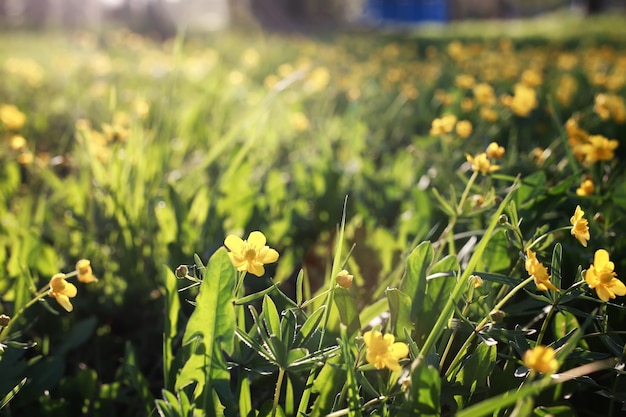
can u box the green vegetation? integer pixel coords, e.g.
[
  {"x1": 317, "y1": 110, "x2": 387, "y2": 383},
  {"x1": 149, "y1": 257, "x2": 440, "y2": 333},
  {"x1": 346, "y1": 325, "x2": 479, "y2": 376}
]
[{"x1": 1, "y1": 18, "x2": 626, "y2": 416}]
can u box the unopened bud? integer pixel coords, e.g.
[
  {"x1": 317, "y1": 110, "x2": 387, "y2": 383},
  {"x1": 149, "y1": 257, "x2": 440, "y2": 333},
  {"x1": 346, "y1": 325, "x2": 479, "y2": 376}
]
[
  {"x1": 0, "y1": 314, "x2": 10, "y2": 327},
  {"x1": 336, "y1": 270, "x2": 353, "y2": 289},
  {"x1": 468, "y1": 274, "x2": 483, "y2": 288},
  {"x1": 175, "y1": 265, "x2": 189, "y2": 278},
  {"x1": 498, "y1": 214, "x2": 508, "y2": 224},
  {"x1": 490, "y1": 309, "x2": 506, "y2": 323}
]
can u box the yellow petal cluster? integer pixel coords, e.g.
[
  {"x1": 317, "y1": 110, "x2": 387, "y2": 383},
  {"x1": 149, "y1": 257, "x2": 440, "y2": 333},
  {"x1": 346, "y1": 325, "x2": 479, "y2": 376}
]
[
  {"x1": 570, "y1": 206, "x2": 590, "y2": 247},
  {"x1": 523, "y1": 345, "x2": 558, "y2": 374},
  {"x1": 585, "y1": 249, "x2": 626, "y2": 302},
  {"x1": 466, "y1": 152, "x2": 500, "y2": 175},
  {"x1": 0, "y1": 104, "x2": 26, "y2": 130},
  {"x1": 48, "y1": 273, "x2": 78, "y2": 312},
  {"x1": 362, "y1": 330, "x2": 409, "y2": 371},
  {"x1": 565, "y1": 119, "x2": 619, "y2": 164},
  {"x1": 486, "y1": 142, "x2": 505, "y2": 159},
  {"x1": 224, "y1": 231, "x2": 279, "y2": 277},
  {"x1": 76, "y1": 259, "x2": 98, "y2": 283},
  {"x1": 429, "y1": 114, "x2": 458, "y2": 135},
  {"x1": 525, "y1": 249, "x2": 559, "y2": 292},
  {"x1": 576, "y1": 179, "x2": 594, "y2": 196}
]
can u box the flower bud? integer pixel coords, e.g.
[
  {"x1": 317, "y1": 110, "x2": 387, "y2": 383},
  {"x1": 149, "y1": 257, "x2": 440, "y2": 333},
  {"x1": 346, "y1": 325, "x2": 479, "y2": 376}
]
[
  {"x1": 490, "y1": 309, "x2": 506, "y2": 323},
  {"x1": 0, "y1": 314, "x2": 10, "y2": 327},
  {"x1": 498, "y1": 214, "x2": 509, "y2": 224},
  {"x1": 175, "y1": 265, "x2": 189, "y2": 278},
  {"x1": 336, "y1": 270, "x2": 353, "y2": 289},
  {"x1": 468, "y1": 274, "x2": 483, "y2": 288}
]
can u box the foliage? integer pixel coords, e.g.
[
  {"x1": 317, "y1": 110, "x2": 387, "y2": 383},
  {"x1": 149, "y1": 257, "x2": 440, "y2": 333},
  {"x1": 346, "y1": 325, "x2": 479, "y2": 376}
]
[{"x1": 1, "y1": 18, "x2": 626, "y2": 416}]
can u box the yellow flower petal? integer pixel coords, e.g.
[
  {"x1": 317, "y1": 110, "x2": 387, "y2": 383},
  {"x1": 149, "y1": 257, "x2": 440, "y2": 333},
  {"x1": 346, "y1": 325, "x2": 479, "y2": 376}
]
[
  {"x1": 247, "y1": 231, "x2": 267, "y2": 249},
  {"x1": 594, "y1": 249, "x2": 610, "y2": 270},
  {"x1": 55, "y1": 294, "x2": 74, "y2": 312},
  {"x1": 224, "y1": 235, "x2": 245, "y2": 253}
]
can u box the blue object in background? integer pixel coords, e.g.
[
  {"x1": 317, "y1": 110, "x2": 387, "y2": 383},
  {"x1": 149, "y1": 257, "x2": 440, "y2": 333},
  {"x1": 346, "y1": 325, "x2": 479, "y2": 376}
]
[{"x1": 366, "y1": 0, "x2": 448, "y2": 24}]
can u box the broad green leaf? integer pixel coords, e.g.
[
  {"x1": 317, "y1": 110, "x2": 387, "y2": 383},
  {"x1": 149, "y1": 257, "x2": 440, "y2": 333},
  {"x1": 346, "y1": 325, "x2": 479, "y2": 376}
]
[
  {"x1": 310, "y1": 357, "x2": 346, "y2": 417},
  {"x1": 333, "y1": 287, "x2": 361, "y2": 339},
  {"x1": 477, "y1": 230, "x2": 510, "y2": 273},
  {"x1": 386, "y1": 288, "x2": 413, "y2": 339},
  {"x1": 454, "y1": 342, "x2": 496, "y2": 406},
  {"x1": 403, "y1": 361, "x2": 440, "y2": 416},
  {"x1": 401, "y1": 241, "x2": 434, "y2": 346},
  {"x1": 262, "y1": 295, "x2": 281, "y2": 338},
  {"x1": 176, "y1": 248, "x2": 236, "y2": 408},
  {"x1": 295, "y1": 306, "x2": 325, "y2": 347},
  {"x1": 280, "y1": 309, "x2": 297, "y2": 349}
]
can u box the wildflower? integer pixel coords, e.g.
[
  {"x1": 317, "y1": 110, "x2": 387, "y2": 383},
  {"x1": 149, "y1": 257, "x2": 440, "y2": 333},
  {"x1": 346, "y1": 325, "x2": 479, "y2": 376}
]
[
  {"x1": 520, "y1": 69, "x2": 542, "y2": 88},
  {"x1": 579, "y1": 135, "x2": 619, "y2": 163},
  {"x1": 455, "y1": 74, "x2": 475, "y2": 89},
  {"x1": 466, "y1": 152, "x2": 500, "y2": 175},
  {"x1": 48, "y1": 273, "x2": 77, "y2": 312},
  {"x1": 9, "y1": 134, "x2": 27, "y2": 151},
  {"x1": 336, "y1": 270, "x2": 353, "y2": 289},
  {"x1": 525, "y1": 249, "x2": 559, "y2": 292},
  {"x1": 473, "y1": 83, "x2": 496, "y2": 106},
  {"x1": 430, "y1": 115, "x2": 457, "y2": 135},
  {"x1": 362, "y1": 330, "x2": 409, "y2": 371},
  {"x1": 576, "y1": 179, "x2": 594, "y2": 196},
  {"x1": 0, "y1": 104, "x2": 26, "y2": 130},
  {"x1": 224, "y1": 231, "x2": 279, "y2": 277},
  {"x1": 486, "y1": 142, "x2": 505, "y2": 159},
  {"x1": 455, "y1": 120, "x2": 473, "y2": 138},
  {"x1": 570, "y1": 206, "x2": 590, "y2": 247},
  {"x1": 507, "y1": 84, "x2": 537, "y2": 117},
  {"x1": 585, "y1": 249, "x2": 626, "y2": 302},
  {"x1": 523, "y1": 345, "x2": 558, "y2": 374},
  {"x1": 76, "y1": 259, "x2": 98, "y2": 283}
]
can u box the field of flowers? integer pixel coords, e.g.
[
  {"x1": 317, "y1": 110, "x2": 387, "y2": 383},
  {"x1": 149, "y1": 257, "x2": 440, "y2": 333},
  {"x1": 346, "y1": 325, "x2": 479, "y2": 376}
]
[{"x1": 1, "y1": 15, "x2": 626, "y2": 416}]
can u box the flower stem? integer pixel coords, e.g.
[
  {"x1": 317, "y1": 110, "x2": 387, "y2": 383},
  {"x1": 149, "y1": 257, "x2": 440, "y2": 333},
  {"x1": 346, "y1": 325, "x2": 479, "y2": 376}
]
[
  {"x1": 272, "y1": 367, "x2": 285, "y2": 417},
  {"x1": 445, "y1": 276, "x2": 535, "y2": 379}
]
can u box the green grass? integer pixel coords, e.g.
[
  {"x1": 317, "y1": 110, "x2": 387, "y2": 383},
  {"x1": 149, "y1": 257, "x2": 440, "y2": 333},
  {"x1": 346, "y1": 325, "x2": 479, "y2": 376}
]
[{"x1": 1, "y1": 16, "x2": 626, "y2": 416}]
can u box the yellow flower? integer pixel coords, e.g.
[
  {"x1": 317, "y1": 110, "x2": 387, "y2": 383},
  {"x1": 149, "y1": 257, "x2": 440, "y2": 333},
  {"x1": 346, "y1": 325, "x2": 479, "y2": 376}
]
[
  {"x1": 525, "y1": 249, "x2": 559, "y2": 292},
  {"x1": 362, "y1": 330, "x2": 409, "y2": 371},
  {"x1": 466, "y1": 152, "x2": 500, "y2": 175},
  {"x1": 336, "y1": 270, "x2": 353, "y2": 289},
  {"x1": 9, "y1": 134, "x2": 27, "y2": 151},
  {"x1": 455, "y1": 120, "x2": 473, "y2": 138},
  {"x1": 430, "y1": 115, "x2": 457, "y2": 135},
  {"x1": 486, "y1": 142, "x2": 505, "y2": 159},
  {"x1": 570, "y1": 205, "x2": 590, "y2": 247},
  {"x1": 224, "y1": 231, "x2": 279, "y2": 277},
  {"x1": 48, "y1": 273, "x2": 78, "y2": 312},
  {"x1": 585, "y1": 249, "x2": 626, "y2": 302},
  {"x1": 473, "y1": 83, "x2": 496, "y2": 106},
  {"x1": 579, "y1": 135, "x2": 619, "y2": 163},
  {"x1": 508, "y1": 84, "x2": 537, "y2": 117},
  {"x1": 76, "y1": 259, "x2": 98, "y2": 283},
  {"x1": 576, "y1": 179, "x2": 594, "y2": 196},
  {"x1": 0, "y1": 104, "x2": 26, "y2": 130},
  {"x1": 523, "y1": 345, "x2": 558, "y2": 374}
]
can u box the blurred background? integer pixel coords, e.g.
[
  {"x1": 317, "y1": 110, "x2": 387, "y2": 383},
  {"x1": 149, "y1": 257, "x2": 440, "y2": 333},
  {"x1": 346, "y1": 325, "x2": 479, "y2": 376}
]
[{"x1": 0, "y1": 0, "x2": 624, "y2": 37}]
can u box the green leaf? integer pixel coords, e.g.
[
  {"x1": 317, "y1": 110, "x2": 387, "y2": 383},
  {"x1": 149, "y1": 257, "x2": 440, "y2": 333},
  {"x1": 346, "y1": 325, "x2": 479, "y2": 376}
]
[
  {"x1": 401, "y1": 241, "x2": 434, "y2": 346},
  {"x1": 333, "y1": 287, "x2": 361, "y2": 339},
  {"x1": 295, "y1": 306, "x2": 325, "y2": 347},
  {"x1": 310, "y1": 356, "x2": 346, "y2": 417},
  {"x1": 454, "y1": 342, "x2": 496, "y2": 406},
  {"x1": 477, "y1": 230, "x2": 510, "y2": 273},
  {"x1": 0, "y1": 377, "x2": 26, "y2": 410},
  {"x1": 403, "y1": 360, "x2": 440, "y2": 416},
  {"x1": 515, "y1": 171, "x2": 546, "y2": 209},
  {"x1": 386, "y1": 288, "x2": 413, "y2": 339},
  {"x1": 551, "y1": 243, "x2": 563, "y2": 293},
  {"x1": 533, "y1": 405, "x2": 577, "y2": 416},
  {"x1": 163, "y1": 266, "x2": 181, "y2": 390},
  {"x1": 340, "y1": 326, "x2": 363, "y2": 417},
  {"x1": 175, "y1": 248, "x2": 236, "y2": 410},
  {"x1": 262, "y1": 295, "x2": 281, "y2": 338},
  {"x1": 121, "y1": 342, "x2": 155, "y2": 416}
]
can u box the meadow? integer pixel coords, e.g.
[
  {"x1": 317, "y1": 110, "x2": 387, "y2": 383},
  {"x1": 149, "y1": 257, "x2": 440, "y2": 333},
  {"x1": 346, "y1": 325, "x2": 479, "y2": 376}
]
[{"x1": 1, "y1": 13, "x2": 626, "y2": 416}]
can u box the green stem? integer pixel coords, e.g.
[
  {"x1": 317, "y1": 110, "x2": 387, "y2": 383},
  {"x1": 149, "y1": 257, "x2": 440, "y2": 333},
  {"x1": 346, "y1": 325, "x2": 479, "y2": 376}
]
[
  {"x1": 445, "y1": 276, "x2": 535, "y2": 379},
  {"x1": 457, "y1": 170, "x2": 479, "y2": 215},
  {"x1": 526, "y1": 226, "x2": 572, "y2": 251},
  {"x1": 272, "y1": 368, "x2": 285, "y2": 417}
]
